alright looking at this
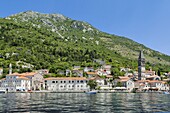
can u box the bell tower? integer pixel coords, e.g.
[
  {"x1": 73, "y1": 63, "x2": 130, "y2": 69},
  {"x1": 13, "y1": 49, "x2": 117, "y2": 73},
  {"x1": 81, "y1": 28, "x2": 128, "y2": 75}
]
[{"x1": 138, "y1": 50, "x2": 145, "y2": 80}]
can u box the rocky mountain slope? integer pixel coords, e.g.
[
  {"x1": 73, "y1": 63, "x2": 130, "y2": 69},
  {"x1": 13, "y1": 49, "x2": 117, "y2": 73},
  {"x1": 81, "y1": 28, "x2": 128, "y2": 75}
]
[{"x1": 0, "y1": 11, "x2": 169, "y2": 74}]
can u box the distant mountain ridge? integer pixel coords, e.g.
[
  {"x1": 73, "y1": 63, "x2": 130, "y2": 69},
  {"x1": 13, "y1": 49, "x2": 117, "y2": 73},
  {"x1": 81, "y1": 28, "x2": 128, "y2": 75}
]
[{"x1": 0, "y1": 11, "x2": 170, "y2": 74}]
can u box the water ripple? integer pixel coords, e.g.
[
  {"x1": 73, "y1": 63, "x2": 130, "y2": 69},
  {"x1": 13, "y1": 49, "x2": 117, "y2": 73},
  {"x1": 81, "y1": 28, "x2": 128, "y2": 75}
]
[{"x1": 0, "y1": 93, "x2": 169, "y2": 112}]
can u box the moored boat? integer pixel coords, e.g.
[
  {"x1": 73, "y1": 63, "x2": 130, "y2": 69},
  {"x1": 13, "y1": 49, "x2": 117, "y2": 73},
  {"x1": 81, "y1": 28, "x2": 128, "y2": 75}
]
[
  {"x1": 86, "y1": 90, "x2": 97, "y2": 94},
  {"x1": 163, "y1": 91, "x2": 169, "y2": 94},
  {"x1": 0, "y1": 89, "x2": 6, "y2": 93}
]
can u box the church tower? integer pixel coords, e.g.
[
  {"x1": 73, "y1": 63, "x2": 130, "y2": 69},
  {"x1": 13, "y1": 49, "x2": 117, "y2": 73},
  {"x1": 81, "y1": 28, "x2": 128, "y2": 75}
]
[{"x1": 138, "y1": 50, "x2": 145, "y2": 80}]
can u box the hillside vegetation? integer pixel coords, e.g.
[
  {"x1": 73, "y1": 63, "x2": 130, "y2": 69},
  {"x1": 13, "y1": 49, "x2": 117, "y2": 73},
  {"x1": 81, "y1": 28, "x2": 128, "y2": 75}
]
[{"x1": 0, "y1": 11, "x2": 170, "y2": 75}]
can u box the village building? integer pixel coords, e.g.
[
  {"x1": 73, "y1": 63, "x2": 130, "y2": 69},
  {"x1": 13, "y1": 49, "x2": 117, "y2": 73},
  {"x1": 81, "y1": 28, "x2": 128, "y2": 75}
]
[
  {"x1": 0, "y1": 72, "x2": 44, "y2": 91},
  {"x1": 114, "y1": 76, "x2": 135, "y2": 92},
  {"x1": 18, "y1": 72, "x2": 44, "y2": 90},
  {"x1": 84, "y1": 67, "x2": 94, "y2": 72},
  {"x1": 145, "y1": 69, "x2": 156, "y2": 77},
  {"x1": 134, "y1": 80, "x2": 169, "y2": 92},
  {"x1": 0, "y1": 73, "x2": 31, "y2": 92},
  {"x1": 86, "y1": 72, "x2": 98, "y2": 78},
  {"x1": 148, "y1": 80, "x2": 169, "y2": 91},
  {"x1": 37, "y1": 69, "x2": 49, "y2": 75},
  {"x1": 66, "y1": 69, "x2": 71, "y2": 76},
  {"x1": 72, "y1": 69, "x2": 83, "y2": 77},
  {"x1": 72, "y1": 66, "x2": 83, "y2": 77},
  {"x1": 44, "y1": 77, "x2": 89, "y2": 91},
  {"x1": 96, "y1": 65, "x2": 111, "y2": 76},
  {"x1": 102, "y1": 65, "x2": 112, "y2": 74},
  {"x1": 90, "y1": 75, "x2": 112, "y2": 90},
  {"x1": 146, "y1": 75, "x2": 161, "y2": 81},
  {"x1": 134, "y1": 80, "x2": 150, "y2": 91}
]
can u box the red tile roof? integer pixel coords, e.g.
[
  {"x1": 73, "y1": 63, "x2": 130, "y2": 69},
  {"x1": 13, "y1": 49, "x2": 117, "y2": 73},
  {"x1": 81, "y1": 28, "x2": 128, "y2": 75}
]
[
  {"x1": 86, "y1": 72, "x2": 98, "y2": 75},
  {"x1": 45, "y1": 77, "x2": 87, "y2": 80}
]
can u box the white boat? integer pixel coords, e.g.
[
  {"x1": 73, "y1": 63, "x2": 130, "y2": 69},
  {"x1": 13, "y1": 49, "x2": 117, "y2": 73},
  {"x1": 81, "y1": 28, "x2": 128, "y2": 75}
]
[
  {"x1": 86, "y1": 90, "x2": 97, "y2": 94},
  {"x1": 163, "y1": 91, "x2": 170, "y2": 94},
  {"x1": 0, "y1": 89, "x2": 6, "y2": 93}
]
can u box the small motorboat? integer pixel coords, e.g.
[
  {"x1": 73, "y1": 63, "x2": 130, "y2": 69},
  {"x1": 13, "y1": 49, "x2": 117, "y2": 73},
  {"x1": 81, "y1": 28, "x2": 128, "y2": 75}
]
[
  {"x1": 163, "y1": 91, "x2": 170, "y2": 94},
  {"x1": 0, "y1": 89, "x2": 6, "y2": 93},
  {"x1": 86, "y1": 90, "x2": 97, "y2": 94}
]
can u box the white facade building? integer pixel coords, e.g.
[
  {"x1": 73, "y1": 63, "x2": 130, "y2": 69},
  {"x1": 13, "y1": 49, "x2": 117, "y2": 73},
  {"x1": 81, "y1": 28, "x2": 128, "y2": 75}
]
[
  {"x1": 0, "y1": 73, "x2": 31, "y2": 92},
  {"x1": 44, "y1": 77, "x2": 89, "y2": 91},
  {"x1": 114, "y1": 76, "x2": 135, "y2": 92},
  {"x1": 0, "y1": 72, "x2": 44, "y2": 91},
  {"x1": 135, "y1": 80, "x2": 169, "y2": 91},
  {"x1": 20, "y1": 72, "x2": 44, "y2": 90}
]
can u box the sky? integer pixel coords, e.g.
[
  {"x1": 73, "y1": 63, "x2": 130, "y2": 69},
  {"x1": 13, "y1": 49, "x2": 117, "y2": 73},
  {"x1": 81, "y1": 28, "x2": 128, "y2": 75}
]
[{"x1": 1, "y1": 0, "x2": 170, "y2": 55}]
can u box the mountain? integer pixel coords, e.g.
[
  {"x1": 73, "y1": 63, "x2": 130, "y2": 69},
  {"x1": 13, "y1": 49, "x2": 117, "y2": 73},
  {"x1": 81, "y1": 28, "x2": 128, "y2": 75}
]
[{"x1": 0, "y1": 11, "x2": 170, "y2": 74}]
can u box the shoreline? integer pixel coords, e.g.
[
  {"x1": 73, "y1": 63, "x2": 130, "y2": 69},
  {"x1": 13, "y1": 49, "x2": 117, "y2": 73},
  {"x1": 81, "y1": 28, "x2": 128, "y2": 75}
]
[{"x1": 5, "y1": 90, "x2": 163, "y2": 93}]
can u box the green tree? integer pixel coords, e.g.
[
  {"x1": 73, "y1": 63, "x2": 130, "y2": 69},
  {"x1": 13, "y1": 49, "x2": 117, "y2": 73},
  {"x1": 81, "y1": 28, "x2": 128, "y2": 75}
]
[
  {"x1": 87, "y1": 80, "x2": 97, "y2": 91},
  {"x1": 158, "y1": 70, "x2": 161, "y2": 76},
  {"x1": 167, "y1": 80, "x2": 170, "y2": 85},
  {"x1": 116, "y1": 81, "x2": 123, "y2": 87}
]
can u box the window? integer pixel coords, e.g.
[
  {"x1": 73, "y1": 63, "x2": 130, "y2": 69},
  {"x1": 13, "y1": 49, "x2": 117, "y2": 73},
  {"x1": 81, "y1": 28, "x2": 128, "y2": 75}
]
[
  {"x1": 72, "y1": 85, "x2": 74, "y2": 87},
  {"x1": 56, "y1": 81, "x2": 58, "y2": 83},
  {"x1": 52, "y1": 81, "x2": 55, "y2": 83},
  {"x1": 81, "y1": 85, "x2": 83, "y2": 87},
  {"x1": 64, "y1": 81, "x2": 66, "y2": 83},
  {"x1": 77, "y1": 80, "x2": 79, "y2": 83},
  {"x1": 61, "y1": 81, "x2": 63, "y2": 83},
  {"x1": 77, "y1": 85, "x2": 79, "y2": 87},
  {"x1": 69, "y1": 81, "x2": 71, "y2": 83},
  {"x1": 72, "y1": 81, "x2": 74, "y2": 83},
  {"x1": 80, "y1": 80, "x2": 83, "y2": 83}
]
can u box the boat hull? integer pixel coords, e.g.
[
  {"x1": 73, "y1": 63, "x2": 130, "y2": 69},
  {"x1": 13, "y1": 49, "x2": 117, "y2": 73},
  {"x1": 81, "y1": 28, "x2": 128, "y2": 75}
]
[
  {"x1": 86, "y1": 91, "x2": 97, "y2": 94},
  {"x1": 163, "y1": 92, "x2": 169, "y2": 94}
]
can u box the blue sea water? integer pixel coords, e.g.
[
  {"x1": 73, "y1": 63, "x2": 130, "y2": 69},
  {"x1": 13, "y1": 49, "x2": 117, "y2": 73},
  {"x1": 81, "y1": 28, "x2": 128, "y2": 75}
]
[{"x1": 0, "y1": 93, "x2": 169, "y2": 113}]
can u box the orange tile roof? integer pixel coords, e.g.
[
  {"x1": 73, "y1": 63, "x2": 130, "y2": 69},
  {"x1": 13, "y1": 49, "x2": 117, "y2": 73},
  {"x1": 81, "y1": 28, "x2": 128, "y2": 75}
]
[
  {"x1": 148, "y1": 80, "x2": 162, "y2": 83},
  {"x1": 89, "y1": 77, "x2": 96, "y2": 80},
  {"x1": 86, "y1": 72, "x2": 98, "y2": 75},
  {"x1": 45, "y1": 77, "x2": 87, "y2": 80},
  {"x1": 6, "y1": 72, "x2": 20, "y2": 76},
  {"x1": 7, "y1": 72, "x2": 37, "y2": 77},
  {"x1": 162, "y1": 82, "x2": 166, "y2": 84},
  {"x1": 18, "y1": 72, "x2": 37, "y2": 76},
  {"x1": 146, "y1": 75, "x2": 159, "y2": 78},
  {"x1": 118, "y1": 76, "x2": 130, "y2": 79},
  {"x1": 89, "y1": 75, "x2": 104, "y2": 80},
  {"x1": 135, "y1": 80, "x2": 150, "y2": 83},
  {"x1": 106, "y1": 75, "x2": 113, "y2": 78}
]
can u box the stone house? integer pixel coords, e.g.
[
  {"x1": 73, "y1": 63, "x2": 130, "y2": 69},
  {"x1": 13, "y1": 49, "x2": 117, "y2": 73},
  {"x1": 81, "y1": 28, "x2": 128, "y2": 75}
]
[
  {"x1": 44, "y1": 77, "x2": 89, "y2": 91},
  {"x1": 114, "y1": 76, "x2": 135, "y2": 92}
]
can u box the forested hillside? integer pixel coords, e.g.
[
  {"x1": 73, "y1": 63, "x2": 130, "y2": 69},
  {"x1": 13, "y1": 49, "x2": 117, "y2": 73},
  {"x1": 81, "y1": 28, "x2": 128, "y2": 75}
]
[{"x1": 0, "y1": 11, "x2": 170, "y2": 75}]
